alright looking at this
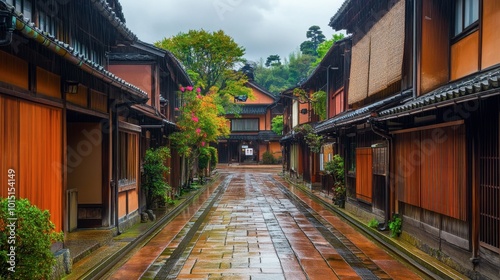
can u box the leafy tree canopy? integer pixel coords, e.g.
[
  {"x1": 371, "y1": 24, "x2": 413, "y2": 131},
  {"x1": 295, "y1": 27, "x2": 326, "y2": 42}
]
[
  {"x1": 271, "y1": 115, "x2": 284, "y2": 135},
  {"x1": 265, "y1": 54, "x2": 282, "y2": 67},
  {"x1": 300, "y1": 25, "x2": 326, "y2": 57},
  {"x1": 312, "y1": 33, "x2": 345, "y2": 68},
  {"x1": 155, "y1": 29, "x2": 250, "y2": 100}
]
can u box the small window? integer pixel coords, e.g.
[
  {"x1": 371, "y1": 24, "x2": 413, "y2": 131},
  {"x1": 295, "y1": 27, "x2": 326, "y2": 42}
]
[
  {"x1": 454, "y1": 0, "x2": 479, "y2": 36},
  {"x1": 347, "y1": 140, "x2": 356, "y2": 174},
  {"x1": 231, "y1": 119, "x2": 259, "y2": 131},
  {"x1": 118, "y1": 131, "x2": 138, "y2": 187},
  {"x1": 23, "y1": 0, "x2": 32, "y2": 21}
]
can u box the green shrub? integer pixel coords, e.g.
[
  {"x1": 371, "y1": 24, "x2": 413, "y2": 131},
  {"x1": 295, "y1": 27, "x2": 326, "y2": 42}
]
[
  {"x1": 368, "y1": 218, "x2": 379, "y2": 229},
  {"x1": 143, "y1": 146, "x2": 171, "y2": 208},
  {"x1": 198, "y1": 147, "x2": 211, "y2": 171},
  {"x1": 0, "y1": 198, "x2": 63, "y2": 279},
  {"x1": 208, "y1": 146, "x2": 218, "y2": 168},
  {"x1": 389, "y1": 214, "x2": 402, "y2": 237},
  {"x1": 262, "y1": 151, "x2": 277, "y2": 164}
]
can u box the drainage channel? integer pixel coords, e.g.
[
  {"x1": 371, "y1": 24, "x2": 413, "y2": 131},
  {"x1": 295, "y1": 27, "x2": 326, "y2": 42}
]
[
  {"x1": 82, "y1": 175, "x2": 226, "y2": 280},
  {"x1": 270, "y1": 177, "x2": 387, "y2": 280},
  {"x1": 153, "y1": 175, "x2": 233, "y2": 279}
]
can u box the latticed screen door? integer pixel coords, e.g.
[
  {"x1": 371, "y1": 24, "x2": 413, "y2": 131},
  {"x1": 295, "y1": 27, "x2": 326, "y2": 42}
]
[{"x1": 479, "y1": 101, "x2": 500, "y2": 252}]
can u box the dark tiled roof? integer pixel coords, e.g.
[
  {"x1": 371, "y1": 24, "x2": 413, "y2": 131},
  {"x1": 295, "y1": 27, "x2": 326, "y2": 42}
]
[
  {"x1": 225, "y1": 130, "x2": 280, "y2": 141},
  {"x1": 91, "y1": 0, "x2": 137, "y2": 41},
  {"x1": 107, "y1": 53, "x2": 156, "y2": 61},
  {"x1": 258, "y1": 130, "x2": 281, "y2": 141},
  {"x1": 2, "y1": 4, "x2": 148, "y2": 102},
  {"x1": 315, "y1": 90, "x2": 413, "y2": 133},
  {"x1": 131, "y1": 41, "x2": 193, "y2": 87},
  {"x1": 240, "y1": 105, "x2": 269, "y2": 115},
  {"x1": 377, "y1": 67, "x2": 500, "y2": 120},
  {"x1": 280, "y1": 133, "x2": 294, "y2": 143}
]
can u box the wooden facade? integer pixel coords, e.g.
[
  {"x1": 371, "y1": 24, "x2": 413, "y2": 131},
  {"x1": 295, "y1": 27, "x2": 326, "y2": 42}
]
[
  {"x1": 108, "y1": 41, "x2": 193, "y2": 205},
  {"x1": 280, "y1": 37, "x2": 351, "y2": 187},
  {"x1": 0, "y1": 0, "x2": 163, "y2": 243},
  {"x1": 218, "y1": 81, "x2": 282, "y2": 164},
  {"x1": 305, "y1": 0, "x2": 500, "y2": 278}
]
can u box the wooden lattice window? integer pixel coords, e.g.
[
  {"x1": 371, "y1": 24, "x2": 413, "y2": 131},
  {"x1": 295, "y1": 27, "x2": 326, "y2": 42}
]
[{"x1": 479, "y1": 103, "x2": 500, "y2": 251}]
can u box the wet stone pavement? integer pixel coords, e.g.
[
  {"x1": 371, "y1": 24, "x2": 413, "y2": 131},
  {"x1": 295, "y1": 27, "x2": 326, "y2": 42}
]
[{"x1": 109, "y1": 167, "x2": 422, "y2": 279}]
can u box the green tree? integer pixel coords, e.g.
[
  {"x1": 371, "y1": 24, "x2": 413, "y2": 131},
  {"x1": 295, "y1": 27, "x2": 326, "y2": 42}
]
[
  {"x1": 300, "y1": 25, "x2": 326, "y2": 56},
  {"x1": 311, "y1": 90, "x2": 327, "y2": 120},
  {"x1": 170, "y1": 87, "x2": 229, "y2": 181},
  {"x1": 0, "y1": 198, "x2": 63, "y2": 279},
  {"x1": 265, "y1": 54, "x2": 281, "y2": 67},
  {"x1": 312, "y1": 33, "x2": 345, "y2": 68},
  {"x1": 271, "y1": 115, "x2": 284, "y2": 135},
  {"x1": 143, "y1": 146, "x2": 171, "y2": 208},
  {"x1": 288, "y1": 51, "x2": 316, "y2": 85},
  {"x1": 254, "y1": 51, "x2": 315, "y2": 95},
  {"x1": 155, "y1": 29, "x2": 251, "y2": 101}
]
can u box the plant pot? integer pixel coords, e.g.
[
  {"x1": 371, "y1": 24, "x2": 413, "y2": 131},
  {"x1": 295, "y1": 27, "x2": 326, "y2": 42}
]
[{"x1": 336, "y1": 198, "x2": 345, "y2": 208}]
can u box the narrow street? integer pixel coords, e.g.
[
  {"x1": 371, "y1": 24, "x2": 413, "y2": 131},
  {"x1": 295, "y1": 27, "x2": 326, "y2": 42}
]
[{"x1": 104, "y1": 166, "x2": 422, "y2": 280}]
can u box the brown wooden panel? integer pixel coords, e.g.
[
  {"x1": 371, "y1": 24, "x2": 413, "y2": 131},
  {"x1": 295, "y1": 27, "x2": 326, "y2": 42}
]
[
  {"x1": 420, "y1": 0, "x2": 450, "y2": 94},
  {"x1": 420, "y1": 125, "x2": 466, "y2": 221},
  {"x1": 18, "y1": 101, "x2": 63, "y2": 231},
  {"x1": 0, "y1": 96, "x2": 20, "y2": 199},
  {"x1": 0, "y1": 51, "x2": 29, "y2": 89},
  {"x1": 356, "y1": 148, "x2": 373, "y2": 203},
  {"x1": 36, "y1": 67, "x2": 61, "y2": 99},
  {"x1": 91, "y1": 90, "x2": 107, "y2": 113},
  {"x1": 395, "y1": 131, "x2": 421, "y2": 206},
  {"x1": 482, "y1": 0, "x2": 500, "y2": 69},
  {"x1": 66, "y1": 84, "x2": 88, "y2": 107},
  {"x1": 451, "y1": 31, "x2": 479, "y2": 81}
]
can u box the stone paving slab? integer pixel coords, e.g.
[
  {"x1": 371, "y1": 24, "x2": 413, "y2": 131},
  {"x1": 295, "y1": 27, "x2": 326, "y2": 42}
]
[{"x1": 67, "y1": 166, "x2": 468, "y2": 279}]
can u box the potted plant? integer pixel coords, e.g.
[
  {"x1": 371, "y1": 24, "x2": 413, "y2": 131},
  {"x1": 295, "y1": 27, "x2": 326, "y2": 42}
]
[{"x1": 325, "y1": 154, "x2": 345, "y2": 207}]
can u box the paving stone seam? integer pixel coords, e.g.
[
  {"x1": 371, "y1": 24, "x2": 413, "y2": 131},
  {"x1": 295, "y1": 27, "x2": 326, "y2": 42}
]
[
  {"x1": 278, "y1": 175, "x2": 453, "y2": 280},
  {"x1": 269, "y1": 176, "x2": 384, "y2": 280},
  {"x1": 153, "y1": 175, "x2": 233, "y2": 279}
]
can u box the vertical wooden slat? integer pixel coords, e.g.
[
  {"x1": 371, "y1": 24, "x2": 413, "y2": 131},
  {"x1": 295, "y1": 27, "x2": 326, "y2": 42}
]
[
  {"x1": 395, "y1": 131, "x2": 421, "y2": 206},
  {"x1": 421, "y1": 125, "x2": 466, "y2": 220},
  {"x1": 1, "y1": 96, "x2": 20, "y2": 198},
  {"x1": 356, "y1": 148, "x2": 373, "y2": 203},
  {"x1": 18, "y1": 101, "x2": 63, "y2": 231}
]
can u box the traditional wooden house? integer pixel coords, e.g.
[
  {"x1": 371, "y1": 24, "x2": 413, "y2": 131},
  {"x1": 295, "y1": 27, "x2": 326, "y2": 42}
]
[
  {"x1": 280, "y1": 37, "x2": 351, "y2": 187},
  {"x1": 279, "y1": 84, "x2": 322, "y2": 184},
  {"x1": 318, "y1": 0, "x2": 412, "y2": 229},
  {"x1": 107, "y1": 41, "x2": 193, "y2": 209},
  {"x1": 218, "y1": 80, "x2": 281, "y2": 164},
  {"x1": 304, "y1": 36, "x2": 351, "y2": 190},
  {"x1": 0, "y1": 0, "x2": 149, "y2": 238},
  {"x1": 370, "y1": 0, "x2": 500, "y2": 278},
  {"x1": 321, "y1": 0, "x2": 500, "y2": 277}
]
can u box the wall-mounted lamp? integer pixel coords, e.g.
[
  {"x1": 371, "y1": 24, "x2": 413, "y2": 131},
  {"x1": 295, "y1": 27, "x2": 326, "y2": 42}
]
[{"x1": 65, "y1": 81, "x2": 79, "y2": 94}]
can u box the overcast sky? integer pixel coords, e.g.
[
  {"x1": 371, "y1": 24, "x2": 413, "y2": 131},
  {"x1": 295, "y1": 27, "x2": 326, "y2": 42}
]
[{"x1": 119, "y1": 0, "x2": 345, "y2": 63}]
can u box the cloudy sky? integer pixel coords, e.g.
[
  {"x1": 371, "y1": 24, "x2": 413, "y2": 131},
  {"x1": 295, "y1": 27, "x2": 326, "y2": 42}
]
[{"x1": 119, "y1": 0, "x2": 345, "y2": 63}]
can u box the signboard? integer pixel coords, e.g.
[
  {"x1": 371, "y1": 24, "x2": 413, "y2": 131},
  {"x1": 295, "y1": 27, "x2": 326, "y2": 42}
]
[
  {"x1": 245, "y1": 148, "x2": 253, "y2": 156},
  {"x1": 241, "y1": 145, "x2": 248, "y2": 149}
]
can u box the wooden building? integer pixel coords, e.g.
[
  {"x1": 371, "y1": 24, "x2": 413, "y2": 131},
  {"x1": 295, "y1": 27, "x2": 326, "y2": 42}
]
[
  {"x1": 311, "y1": 0, "x2": 500, "y2": 277},
  {"x1": 280, "y1": 37, "x2": 351, "y2": 187},
  {"x1": 0, "y1": 0, "x2": 152, "y2": 238},
  {"x1": 218, "y1": 81, "x2": 282, "y2": 164},
  {"x1": 108, "y1": 41, "x2": 193, "y2": 207},
  {"x1": 374, "y1": 0, "x2": 500, "y2": 278}
]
